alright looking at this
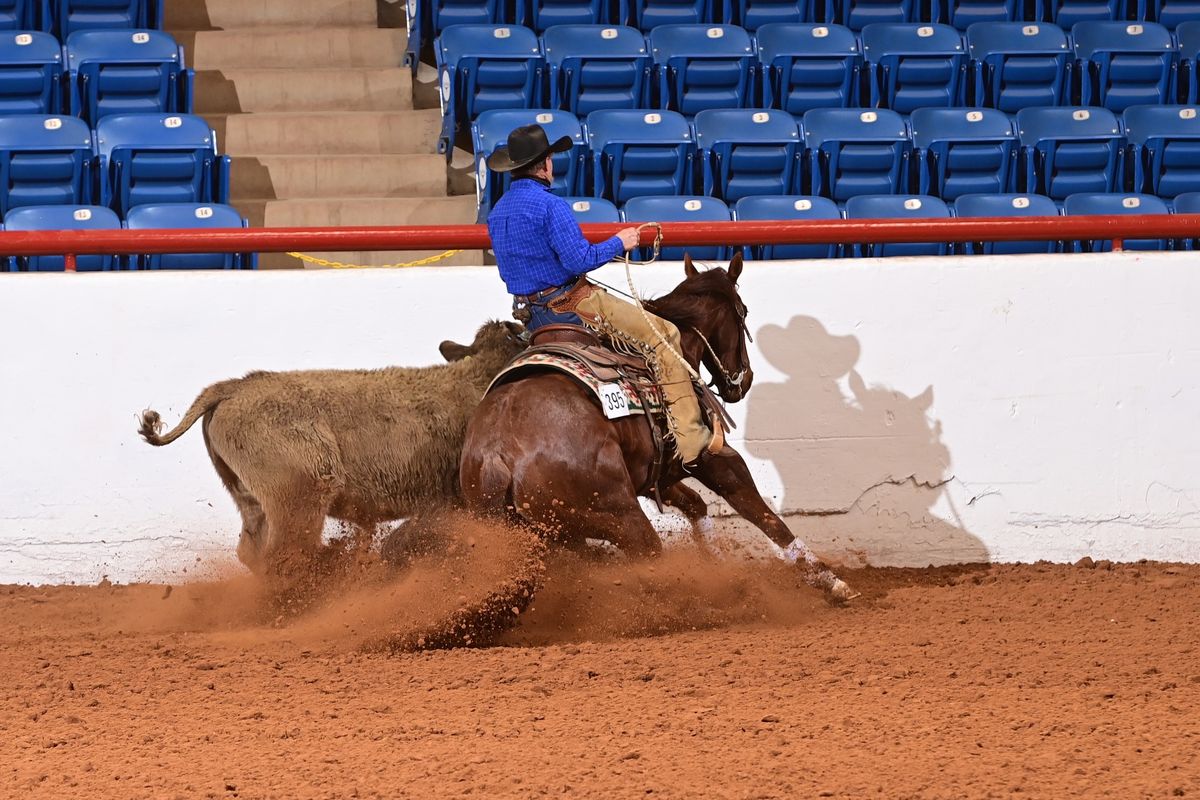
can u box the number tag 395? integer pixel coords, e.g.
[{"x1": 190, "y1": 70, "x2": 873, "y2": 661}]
[{"x1": 598, "y1": 383, "x2": 632, "y2": 420}]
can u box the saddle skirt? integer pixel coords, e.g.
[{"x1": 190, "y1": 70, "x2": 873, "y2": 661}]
[{"x1": 488, "y1": 337, "x2": 667, "y2": 419}]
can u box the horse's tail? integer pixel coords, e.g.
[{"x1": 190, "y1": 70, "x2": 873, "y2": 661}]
[{"x1": 138, "y1": 379, "x2": 241, "y2": 447}]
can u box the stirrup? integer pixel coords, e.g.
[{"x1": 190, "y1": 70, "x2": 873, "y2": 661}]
[{"x1": 706, "y1": 418, "x2": 726, "y2": 456}]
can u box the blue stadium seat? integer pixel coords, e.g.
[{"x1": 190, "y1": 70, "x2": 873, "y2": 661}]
[
  {"x1": 952, "y1": 192, "x2": 1060, "y2": 253},
  {"x1": 52, "y1": 0, "x2": 163, "y2": 38},
  {"x1": 627, "y1": 0, "x2": 710, "y2": 30},
  {"x1": 0, "y1": 31, "x2": 63, "y2": 114},
  {"x1": 844, "y1": 194, "x2": 951, "y2": 256},
  {"x1": 1180, "y1": 21, "x2": 1200, "y2": 103},
  {"x1": 1172, "y1": 189, "x2": 1200, "y2": 247},
  {"x1": 472, "y1": 108, "x2": 584, "y2": 219},
  {"x1": 835, "y1": 0, "x2": 916, "y2": 32},
  {"x1": 65, "y1": 30, "x2": 192, "y2": 125},
  {"x1": 937, "y1": 0, "x2": 1017, "y2": 29},
  {"x1": 860, "y1": 24, "x2": 967, "y2": 112},
  {"x1": 0, "y1": 114, "x2": 93, "y2": 215},
  {"x1": 1062, "y1": 192, "x2": 1171, "y2": 251},
  {"x1": 727, "y1": 0, "x2": 811, "y2": 30},
  {"x1": 586, "y1": 108, "x2": 694, "y2": 202},
  {"x1": 966, "y1": 22, "x2": 1070, "y2": 111},
  {"x1": 649, "y1": 25, "x2": 756, "y2": 116},
  {"x1": 1043, "y1": 0, "x2": 1124, "y2": 27},
  {"x1": 436, "y1": 25, "x2": 544, "y2": 155},
  {"x1": 910, "y1": 107, "x2": 1017, "y2": 199},
  {"x1": 563, "y1": 195, "x2": 620, "y2": 221},
  {"x1": 693, "y1": 108, "x2": 802, "y2": 202},
  {"x1": 94, "y1": 113, "x2": 229, "y2": 216},
  {"x1": 1123, "y1": 105, "x2": 1200, "y2": 198},
  {"x1": 621, "y1": 194, "x2": 731, "y2": 259},
  {"x1": 1150, "y1": 0, "x2": 1198, "y2": 31},
  {"x1": 522, "y1": 0, "x2": 609, "y2": 30},
  {"x1": 756, "y1": 23, "x2": 862, "y2": 114},
  {"x1": 430, "y1": 0, "x2": 506, "y2": 38},
  {"x1": 802, "y1": 107, "x2": 911, "y2": 200},
  {"x1": 1071, "y1": 22, "x2": 1175, "y2": 112},
  {"x1": 1016, "y1": 106, "x2": 1123, "y2": 200},
  {"x1": 4, "y1": 204, "x2": 120, "y2": 271},
  {"x1": 542, "y1": 25, "x2": 650, "y2": 115},
  {"x1": 0, "y1": 1, "x2": 42, "y2": 29},
  {"x1": 733, "y1": 194, "x2": 841, "y2": 258},
  {"x1": 125, "y1": 203, "x2": 253, "y2": 269}
]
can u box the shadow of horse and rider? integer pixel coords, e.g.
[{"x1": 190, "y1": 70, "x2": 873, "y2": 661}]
[{"x1": 743, "y1": 316, "x2": 989, "y2": 567}]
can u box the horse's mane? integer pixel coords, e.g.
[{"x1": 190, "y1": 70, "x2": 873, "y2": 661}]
[{"x1": 643, "y1": 268, "x2": 740, "y2": 328}]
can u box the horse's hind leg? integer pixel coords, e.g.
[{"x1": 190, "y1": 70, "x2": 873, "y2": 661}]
[
  {"x1": 515, "y1": 440, "x2": 662, "y2": 558},
  {"x1": 661, "y1": 482, "x2": 716, "y2": 554}
]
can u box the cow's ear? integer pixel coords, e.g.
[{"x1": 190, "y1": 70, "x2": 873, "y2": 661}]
[
  {"x1": 439, "y1": 340, "x2": 473, "y2": 362},
  {"x1": 727, "y1": 251, "x2": 743, "y2": 284},
  {"x1": 684, "y1": 254, "x2": 699, "y2": 279}
]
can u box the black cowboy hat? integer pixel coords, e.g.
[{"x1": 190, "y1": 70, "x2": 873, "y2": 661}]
[{"x1": 486, "y1": 124, "x2": 573, "y2": 173}]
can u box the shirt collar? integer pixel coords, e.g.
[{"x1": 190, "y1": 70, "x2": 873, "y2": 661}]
[{"x1": 513, "y1": 176, "x2": 552, "y2": 190}]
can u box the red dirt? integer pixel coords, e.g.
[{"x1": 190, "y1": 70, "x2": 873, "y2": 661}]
[{"x1": 3, "y1": 559, "x2": 1199, "y2": 798}]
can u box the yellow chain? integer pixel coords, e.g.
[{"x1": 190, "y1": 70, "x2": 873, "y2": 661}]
[{"x1": 285, "y1": 250, "x2": 464, "y2": 269}]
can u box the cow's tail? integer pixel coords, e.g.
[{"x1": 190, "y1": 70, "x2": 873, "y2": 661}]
[{"x1": 138, "y1": 379, "x2": 242, "y2": 447}]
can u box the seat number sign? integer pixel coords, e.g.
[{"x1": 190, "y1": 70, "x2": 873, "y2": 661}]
[{"x1": 598, "y1": 383, "x2": 632, "y2": 419}]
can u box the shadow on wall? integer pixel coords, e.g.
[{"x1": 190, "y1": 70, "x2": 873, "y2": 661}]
[{"x1": 743, "y1": 316, "x2": 990, "y2": 567}]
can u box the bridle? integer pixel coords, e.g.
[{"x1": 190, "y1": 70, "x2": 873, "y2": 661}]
[{"x1": 690, "y1": 297, "x2": 753, "y2": 393}]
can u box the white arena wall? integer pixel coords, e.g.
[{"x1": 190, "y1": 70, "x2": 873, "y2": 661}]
[{"x1": 1, "y1": 252, "x2": 1197, "y2": 584}]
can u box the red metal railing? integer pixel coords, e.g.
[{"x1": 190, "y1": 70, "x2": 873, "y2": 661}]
[{"x1": 1, "y1": 214, "x2": 1196, "y2": 271}]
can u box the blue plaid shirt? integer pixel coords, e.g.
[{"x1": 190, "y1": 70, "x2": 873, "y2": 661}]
[{"x1": 487, "y1": 178, "x2": 624, "y2": 296}]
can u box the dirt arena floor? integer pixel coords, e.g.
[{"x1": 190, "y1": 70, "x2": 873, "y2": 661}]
[{"x1": 2, "y1": 554, "x2": 1198, "y2": 799}]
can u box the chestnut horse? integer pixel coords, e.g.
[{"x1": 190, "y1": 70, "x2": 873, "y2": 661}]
[{"x1": 459, "y1": 253, "x2": 852, "y2": 599}]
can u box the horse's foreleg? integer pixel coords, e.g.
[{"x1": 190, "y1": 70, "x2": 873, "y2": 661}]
[
  {"x1": 689, "y1": 447, "x2": 795, "y2": 549},
  {"x1": 690, "y1": 446, "x2": 857, "y2": 601}
]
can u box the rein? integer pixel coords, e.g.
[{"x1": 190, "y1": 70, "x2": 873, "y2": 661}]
[
  {"x1": 621, "y1": 222, "x2": 701, "y2": 383},
  {"x1": 614, "y1": 222, "x2": 752, "y2": 394}
]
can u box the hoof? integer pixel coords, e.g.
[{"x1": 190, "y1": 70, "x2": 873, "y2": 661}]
[{"x1": 828, "y1": 578, "x2": 860, "y2": 603}]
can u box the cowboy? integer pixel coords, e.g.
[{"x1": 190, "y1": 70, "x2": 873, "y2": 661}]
[{"x1": 486, "y1": 124, "x2": 724, "y2": 467}]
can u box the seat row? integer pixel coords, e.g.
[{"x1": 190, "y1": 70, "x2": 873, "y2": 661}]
[
  {"x1": 0, "y1": 29, "x2": 189, "y2": 122},
  {"x1": 471, "y1": 105, "x2": 1200, "y2": 217},
  {"x1": 408, "y1": 0, "x2": 1193, "y2": 62},
  {"x1": 437, "y1": 20, "x2": 1199, "y2": 149},
  {"x1": 0, "y1": 112, "x2": 229, "y2": 219},
  {"x1": 559, "y1": 192, "x2": 1198, "y2": 259},
  {"x1": 3, "y1": 202, "x2": 254, "y2": 271},
  {"x1": 0, "y1": 0, "x2": 161, "y2": 39}
]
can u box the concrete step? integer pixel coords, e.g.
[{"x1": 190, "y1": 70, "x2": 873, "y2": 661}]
[
  {"x1": 165, "y1": 0, "x2": 379, "y2": 30},
  {"x1": 209, "y1": 110, "x2": 442, "y2": 156},
  {"x1": 242, "y1": 196, "x2": 480, "y2": 269},
  {"x1": 177, "y1": 28, "x2": 406, "y2": 70},
  {"x1": 194, "y1": 68, "x2": 413, "y2": 113},
  {"x1": 231, "y1": 154, "x2": 448, "y2": 199}
]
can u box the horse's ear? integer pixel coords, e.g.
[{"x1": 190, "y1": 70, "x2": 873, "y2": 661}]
[
  {"x1": 727, "y1": 251, "x2": 744, "y2": 284},
  {"x1": 683, "y1": 253, "x2": 699, "y2": 279}
]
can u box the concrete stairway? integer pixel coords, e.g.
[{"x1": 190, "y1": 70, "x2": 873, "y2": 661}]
[{"x1": 164, "y1": 0, "x2": 480, "y2": 268}]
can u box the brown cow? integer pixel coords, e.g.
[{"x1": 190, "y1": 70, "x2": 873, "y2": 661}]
[{"x1": 138, "y1": 321, "x2": 526, "y2": 574}]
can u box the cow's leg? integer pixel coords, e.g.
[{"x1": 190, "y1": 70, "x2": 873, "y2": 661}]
[
  {"x1": 259, "y1": 484, "x2": 332, "y2": 578},
  {"x1": 203, "y1": 423, "x2": 269, "y2": 574}
]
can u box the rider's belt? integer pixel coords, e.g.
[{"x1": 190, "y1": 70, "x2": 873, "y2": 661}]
[{"x1": 514, "y1": 281, "x2": 574, "y2": 305}]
